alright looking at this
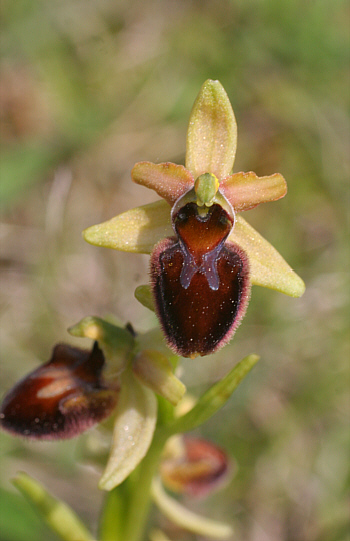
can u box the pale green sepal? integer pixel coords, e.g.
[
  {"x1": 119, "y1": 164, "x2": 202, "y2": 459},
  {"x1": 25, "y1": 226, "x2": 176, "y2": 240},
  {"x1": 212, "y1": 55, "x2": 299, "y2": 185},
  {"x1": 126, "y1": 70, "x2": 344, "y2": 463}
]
[
  {"x1": 83, "y1": 200, "x2": 173, "y2": 254},
  {"x1": 135, "y1": 284, "x2": 155, "y2": 312},
  {"x1": 151, "y1": 477, "x2": 233, "y2": 539},
  {"x1": 99, "y1": 370, "x2": 157, "y2": 491},
  {"x1": 133, "y1": 350, "x2": 186, "y2": 406},
  {"x1": 168, "y1": 354, "x2": 259, "y2": 435},
  {"x1": 68, "y1": 316, "x2": 135, "y2": 377},
  {"x1": 13, "y1": 472, "x2": 94, "y2": 541},
  {"x1": 186, "y1": 79, "x2": 237, "y2": 180},
  {"x1": 230, "y1": 216, "x2": 305, "y2": 297}
]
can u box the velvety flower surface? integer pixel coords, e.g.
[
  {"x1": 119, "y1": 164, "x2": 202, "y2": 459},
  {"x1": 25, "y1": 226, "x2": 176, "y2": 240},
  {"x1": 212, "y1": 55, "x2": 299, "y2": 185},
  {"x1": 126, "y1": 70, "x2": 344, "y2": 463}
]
[
  {"x1": 84, "y1": 80, "x2": 305, "y2": 357},
  {"x1": 0, "y1": 342, "x2": 118, "y2": 440}
]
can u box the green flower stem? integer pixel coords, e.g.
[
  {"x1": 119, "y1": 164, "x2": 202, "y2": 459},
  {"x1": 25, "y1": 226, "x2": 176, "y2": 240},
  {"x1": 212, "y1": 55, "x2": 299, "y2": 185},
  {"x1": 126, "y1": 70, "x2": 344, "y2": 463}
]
[
  {"x1": 99, "y1": 484, "x2": 128, "y2": 541},
  {"x1": 123, "y1": 428, "x2": 169, "y2": 541}
]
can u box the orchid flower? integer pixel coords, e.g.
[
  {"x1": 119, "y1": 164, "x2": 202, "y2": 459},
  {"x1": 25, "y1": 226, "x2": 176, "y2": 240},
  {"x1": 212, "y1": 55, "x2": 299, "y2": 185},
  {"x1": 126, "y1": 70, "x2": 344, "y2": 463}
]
[{"x1": 84, "y1": 79, "x2": 305, "y2": 357}]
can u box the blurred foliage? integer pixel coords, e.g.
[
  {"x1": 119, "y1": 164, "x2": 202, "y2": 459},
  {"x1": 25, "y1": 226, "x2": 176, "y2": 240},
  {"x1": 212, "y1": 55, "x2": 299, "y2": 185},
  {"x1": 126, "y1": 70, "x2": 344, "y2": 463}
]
[{"x1": 0, "y1": 0, "x2": 349, "y2": 540}]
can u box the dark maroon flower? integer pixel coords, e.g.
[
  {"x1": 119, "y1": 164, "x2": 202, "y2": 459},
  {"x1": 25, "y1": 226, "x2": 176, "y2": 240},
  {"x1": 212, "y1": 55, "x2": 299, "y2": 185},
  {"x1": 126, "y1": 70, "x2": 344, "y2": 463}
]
[
  {"x1": 0, "y1": 342, "x2": 119, "y2": 440},
  {"x1": 151, "y1": 200, "x2": 250, "y2": 357}
]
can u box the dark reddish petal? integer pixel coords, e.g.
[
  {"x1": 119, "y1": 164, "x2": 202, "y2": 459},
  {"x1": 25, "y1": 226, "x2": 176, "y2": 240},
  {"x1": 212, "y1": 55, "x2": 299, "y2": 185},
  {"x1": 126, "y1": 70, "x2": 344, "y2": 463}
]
[
  {"x1": 160, "y1": 436, "x2": 230, "y2": 497},
  {"x1": 150, "y1": 203, "x2": 250, "y2": 357},
  {"x1": 0, "y1": 343, "x2": 119, "y2": 440}
]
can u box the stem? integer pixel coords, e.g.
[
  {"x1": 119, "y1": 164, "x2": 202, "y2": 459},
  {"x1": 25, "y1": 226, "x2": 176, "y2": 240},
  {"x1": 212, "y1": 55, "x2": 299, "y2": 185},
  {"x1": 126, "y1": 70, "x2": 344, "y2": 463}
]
[
  {"x1": 99, "y1": 484, "x2": 128, "y2": 541},
  {"x1": 123, "y1": 428, "x2": 168, "y2": 541}
]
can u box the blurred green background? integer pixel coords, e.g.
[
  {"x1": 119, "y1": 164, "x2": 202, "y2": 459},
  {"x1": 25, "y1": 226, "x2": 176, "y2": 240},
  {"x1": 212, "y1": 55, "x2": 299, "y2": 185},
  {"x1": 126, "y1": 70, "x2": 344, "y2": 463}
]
[{"x1": 1, "y1": 0, "x2": 349, "y2": 540}]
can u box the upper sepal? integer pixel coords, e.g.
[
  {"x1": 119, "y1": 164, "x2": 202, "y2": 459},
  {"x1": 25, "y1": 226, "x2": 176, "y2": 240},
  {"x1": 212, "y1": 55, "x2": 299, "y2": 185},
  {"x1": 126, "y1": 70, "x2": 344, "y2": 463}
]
[
  {"x1": 0, "y1": 343, "x2": 119, "y2": 440},
  {"x1": 186, "y1": 79, "x2": 237, "y2": 180}
]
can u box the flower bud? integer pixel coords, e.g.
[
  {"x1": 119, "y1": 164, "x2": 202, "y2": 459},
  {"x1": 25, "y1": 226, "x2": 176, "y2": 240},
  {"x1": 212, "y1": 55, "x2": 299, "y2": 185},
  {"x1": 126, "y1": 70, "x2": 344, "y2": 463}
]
[{"x1": 160, "y1": 436, "x2": 231, "y2": 497}]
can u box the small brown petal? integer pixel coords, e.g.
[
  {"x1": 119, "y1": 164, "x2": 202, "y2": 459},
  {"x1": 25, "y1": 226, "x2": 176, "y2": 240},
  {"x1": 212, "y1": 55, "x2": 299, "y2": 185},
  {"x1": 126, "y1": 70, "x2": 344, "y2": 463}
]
[
  {"x1": 132, "y1": 162, "x2": 194, "y2": 206},
  {"x1": 0, "y1": 343, "x2": 119, "y2": 440},
  {"x1": 220, "y1": 171, "x2": 287, "y2": 211}
]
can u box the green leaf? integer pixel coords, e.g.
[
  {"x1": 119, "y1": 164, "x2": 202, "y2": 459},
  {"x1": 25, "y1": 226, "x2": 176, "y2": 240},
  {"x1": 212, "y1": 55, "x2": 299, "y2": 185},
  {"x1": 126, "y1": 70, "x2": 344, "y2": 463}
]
[
  {"x1": 12, "y1": 472, "x2": 94, "y2": 541},
  {"x1": 168, "y1": 354, "x2": 259, "y2": 434},
  {"x1": 0, "y1": 487, "x2": 48, "y2": 541}
]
